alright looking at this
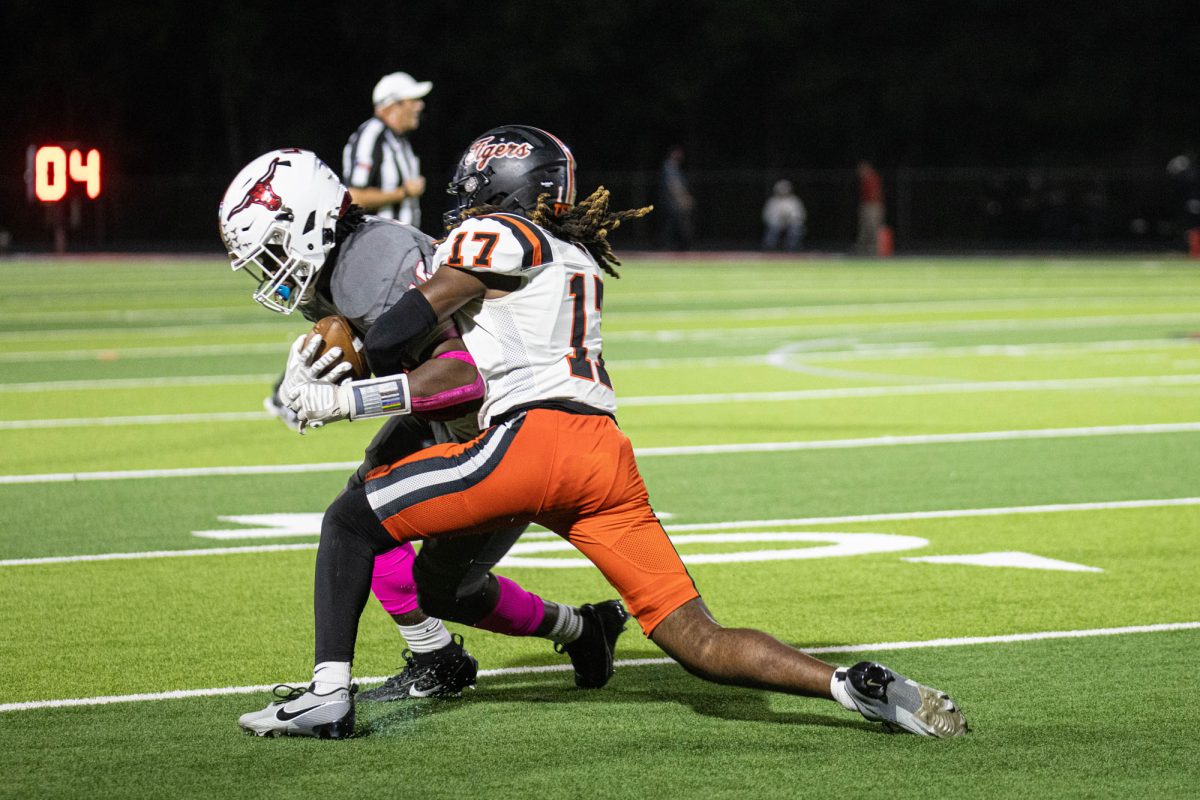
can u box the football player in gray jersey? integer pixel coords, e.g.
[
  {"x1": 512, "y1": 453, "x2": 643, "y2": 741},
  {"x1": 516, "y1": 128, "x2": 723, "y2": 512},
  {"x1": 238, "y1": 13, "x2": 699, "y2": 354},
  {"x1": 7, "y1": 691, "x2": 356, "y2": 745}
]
[{"x1": 219, "y1": 150, "x2": 627, "y2": 735}]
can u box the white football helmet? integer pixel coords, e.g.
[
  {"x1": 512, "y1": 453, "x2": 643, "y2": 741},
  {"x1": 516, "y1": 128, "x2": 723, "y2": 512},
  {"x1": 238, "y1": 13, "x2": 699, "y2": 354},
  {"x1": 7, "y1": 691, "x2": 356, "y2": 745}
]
[{"x1": 218, "y1": 149, "x2": 350, "y2": 313}]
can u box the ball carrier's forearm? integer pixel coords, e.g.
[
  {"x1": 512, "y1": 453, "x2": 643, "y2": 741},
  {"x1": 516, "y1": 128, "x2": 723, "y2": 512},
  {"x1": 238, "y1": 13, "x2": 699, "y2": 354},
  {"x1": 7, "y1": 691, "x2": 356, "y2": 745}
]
[
  {"x1": 338, "y1": 351, "x2": 482, "y2": 421},
  {"x1": 291, "y1": 344, "x2": 484, "y2": 428},
  {"x1": 409, "y1": 348, "x2": 483, "y2": 415}
]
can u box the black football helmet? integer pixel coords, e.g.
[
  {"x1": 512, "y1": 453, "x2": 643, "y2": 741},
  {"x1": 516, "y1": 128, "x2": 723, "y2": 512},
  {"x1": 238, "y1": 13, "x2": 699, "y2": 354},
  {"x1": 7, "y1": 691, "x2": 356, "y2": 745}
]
[{"x1": 445, "y1": 125, "x2": 576, "y2": 228}]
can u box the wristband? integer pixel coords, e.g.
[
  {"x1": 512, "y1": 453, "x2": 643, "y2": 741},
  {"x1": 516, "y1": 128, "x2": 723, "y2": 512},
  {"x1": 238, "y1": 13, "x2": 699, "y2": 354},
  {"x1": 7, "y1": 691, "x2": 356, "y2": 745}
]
[{"x1": 346, "y1": 374, "x2": 411, "y2": 420}]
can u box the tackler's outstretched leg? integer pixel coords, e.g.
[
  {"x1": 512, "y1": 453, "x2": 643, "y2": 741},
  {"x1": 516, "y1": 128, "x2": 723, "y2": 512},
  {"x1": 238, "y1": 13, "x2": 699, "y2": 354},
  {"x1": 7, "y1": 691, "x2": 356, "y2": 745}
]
[{"x1": 649, "y1": 599, "x2": 968, "y2": 738}]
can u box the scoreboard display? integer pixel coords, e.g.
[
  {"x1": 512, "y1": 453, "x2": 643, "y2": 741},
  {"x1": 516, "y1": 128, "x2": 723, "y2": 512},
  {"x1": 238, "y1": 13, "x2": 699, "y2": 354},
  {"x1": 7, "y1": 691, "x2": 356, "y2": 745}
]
[{"x1": 26, "y1": 144, "x2": 102, "y2": 202}]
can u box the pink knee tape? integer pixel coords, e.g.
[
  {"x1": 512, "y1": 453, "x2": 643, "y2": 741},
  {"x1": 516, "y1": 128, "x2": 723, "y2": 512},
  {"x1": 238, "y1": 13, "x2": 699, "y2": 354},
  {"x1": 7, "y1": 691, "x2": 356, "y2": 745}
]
[
  {"x1": 475, "y1": 576, "x2": 546, "y2": 637},
  {"x1": 370, "y1": 543, "x2": 420, "y2": 616}
]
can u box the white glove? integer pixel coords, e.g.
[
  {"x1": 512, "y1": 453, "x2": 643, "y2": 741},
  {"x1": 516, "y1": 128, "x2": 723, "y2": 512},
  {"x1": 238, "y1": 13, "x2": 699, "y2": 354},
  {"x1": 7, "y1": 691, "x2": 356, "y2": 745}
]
[
  {"x1": 279, "y1": 334, "x2": 353, "y2": 403},
  {"x1": 288, "y1": 379, "x2": 351, "y2": 430}
]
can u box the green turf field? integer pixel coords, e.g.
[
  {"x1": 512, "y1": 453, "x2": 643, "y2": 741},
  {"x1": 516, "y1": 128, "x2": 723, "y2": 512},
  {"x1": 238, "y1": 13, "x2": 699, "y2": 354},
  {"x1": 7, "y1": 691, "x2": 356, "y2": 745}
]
[{"x1": 2, "y1": 255, "x2": 1199, "y2": 799}]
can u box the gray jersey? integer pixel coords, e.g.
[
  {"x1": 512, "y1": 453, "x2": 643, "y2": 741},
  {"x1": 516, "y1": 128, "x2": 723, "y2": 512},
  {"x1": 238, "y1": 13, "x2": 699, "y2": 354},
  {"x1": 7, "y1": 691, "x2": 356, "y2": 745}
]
[{"x1": 302, "y1": 216, "x2": 432, "y2": 331}]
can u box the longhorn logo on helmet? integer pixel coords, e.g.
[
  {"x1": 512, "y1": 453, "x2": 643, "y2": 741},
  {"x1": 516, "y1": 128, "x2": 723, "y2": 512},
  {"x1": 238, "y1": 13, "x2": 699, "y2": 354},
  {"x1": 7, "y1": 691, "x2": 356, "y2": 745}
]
[{"x1": 228, "y1": 158, "x2": 289, "y2": 219}]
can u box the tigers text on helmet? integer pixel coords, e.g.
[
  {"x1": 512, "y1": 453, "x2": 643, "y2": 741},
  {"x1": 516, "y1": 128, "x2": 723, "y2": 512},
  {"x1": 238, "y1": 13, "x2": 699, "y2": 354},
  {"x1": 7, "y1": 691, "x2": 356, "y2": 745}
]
[
  {"x1": 445, "y1": 125, "x2": 576, "y2": 228},
  {"x1": 219, "y1": 149, "x2": 350, "y2": 314}
]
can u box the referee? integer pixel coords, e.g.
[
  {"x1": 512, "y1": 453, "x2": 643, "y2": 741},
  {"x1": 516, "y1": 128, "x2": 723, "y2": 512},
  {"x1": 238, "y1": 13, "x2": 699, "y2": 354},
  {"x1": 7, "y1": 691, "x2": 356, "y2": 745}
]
[{"x1": 342, "y1": 71, "x2": 431, "y2": 228}]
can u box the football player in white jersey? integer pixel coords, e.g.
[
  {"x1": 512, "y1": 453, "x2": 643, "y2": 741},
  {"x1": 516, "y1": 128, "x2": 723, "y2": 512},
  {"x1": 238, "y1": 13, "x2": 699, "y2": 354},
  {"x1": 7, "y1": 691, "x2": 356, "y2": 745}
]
[
  {"x1": 220, "y1": 150, "x2": 628, "y2": 735},
  {"x1": 265, "y1": 128, "x2": 968, "y2": 740}
]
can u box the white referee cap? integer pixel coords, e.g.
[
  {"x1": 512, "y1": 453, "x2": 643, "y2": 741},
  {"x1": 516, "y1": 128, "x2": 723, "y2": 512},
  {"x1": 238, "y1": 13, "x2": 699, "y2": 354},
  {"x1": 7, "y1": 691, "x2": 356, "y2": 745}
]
[{"x1": 373, "y1": 72, "x2": 433, "y2": 106}]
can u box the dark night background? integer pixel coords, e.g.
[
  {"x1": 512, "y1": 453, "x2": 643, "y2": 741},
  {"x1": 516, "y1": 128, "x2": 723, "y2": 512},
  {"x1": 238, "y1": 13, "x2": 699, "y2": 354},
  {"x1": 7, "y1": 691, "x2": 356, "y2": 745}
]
[{"x1": 3, "y1": 0, "x2": 1199, "y2": 252}]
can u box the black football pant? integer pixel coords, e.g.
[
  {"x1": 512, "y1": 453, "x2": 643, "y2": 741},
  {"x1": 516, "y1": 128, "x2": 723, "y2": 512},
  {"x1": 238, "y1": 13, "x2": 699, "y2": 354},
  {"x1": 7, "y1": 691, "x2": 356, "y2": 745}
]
[{"x1": 313, "y1": 415, "x2": 522, "y2": 664}]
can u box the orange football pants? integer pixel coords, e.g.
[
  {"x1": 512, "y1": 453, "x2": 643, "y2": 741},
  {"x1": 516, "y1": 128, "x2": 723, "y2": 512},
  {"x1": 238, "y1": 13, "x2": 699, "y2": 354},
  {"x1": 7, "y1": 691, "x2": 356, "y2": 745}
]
[{"x1": 364, "y1": 409, "x2": 699, "y2": 635}]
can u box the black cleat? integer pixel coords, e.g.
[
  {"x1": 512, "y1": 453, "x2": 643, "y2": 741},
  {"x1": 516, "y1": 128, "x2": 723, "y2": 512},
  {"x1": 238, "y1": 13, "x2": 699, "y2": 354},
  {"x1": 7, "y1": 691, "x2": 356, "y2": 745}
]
[
  {"x1": 555, "y1": 600, "x2": 629, "y2": 689},
  {"x1": 359, "y1": 634, "x2": 478, "y2": 702}
]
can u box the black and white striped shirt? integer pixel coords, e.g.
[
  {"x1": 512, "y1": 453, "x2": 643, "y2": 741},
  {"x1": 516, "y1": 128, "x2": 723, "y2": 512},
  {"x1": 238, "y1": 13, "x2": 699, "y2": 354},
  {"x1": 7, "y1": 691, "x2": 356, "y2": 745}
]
[{"x1": 342, "y1": 117, "x2": 422, "y2": 226}]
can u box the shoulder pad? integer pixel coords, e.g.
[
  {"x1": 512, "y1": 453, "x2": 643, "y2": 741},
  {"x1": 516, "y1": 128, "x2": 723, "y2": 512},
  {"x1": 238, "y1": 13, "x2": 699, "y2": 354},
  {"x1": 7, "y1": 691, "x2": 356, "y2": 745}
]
[{"x1": 435, "y1": 213, "x2": 553, "y2": 276}]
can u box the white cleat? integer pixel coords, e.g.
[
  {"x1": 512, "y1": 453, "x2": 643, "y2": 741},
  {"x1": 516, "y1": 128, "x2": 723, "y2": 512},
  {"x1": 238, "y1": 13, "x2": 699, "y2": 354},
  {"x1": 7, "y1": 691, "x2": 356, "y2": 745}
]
[
  {"x1": 238, "y1": 683, "x2": 356, "y2": 739},
  {"x1": 836, "y1": 662, "x2": 968, "y2": 738}
]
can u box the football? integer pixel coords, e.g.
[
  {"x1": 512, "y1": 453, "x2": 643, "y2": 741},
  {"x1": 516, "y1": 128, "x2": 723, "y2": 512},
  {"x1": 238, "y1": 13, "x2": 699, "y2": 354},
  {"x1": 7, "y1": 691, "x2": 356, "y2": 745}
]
[{"x1": 303, "y1": 315, "x2": 369, "y2": 381}]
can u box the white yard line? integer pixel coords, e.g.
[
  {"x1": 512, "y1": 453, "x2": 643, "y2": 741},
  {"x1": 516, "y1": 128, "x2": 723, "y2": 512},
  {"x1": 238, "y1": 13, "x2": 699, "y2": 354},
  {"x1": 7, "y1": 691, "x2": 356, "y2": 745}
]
[
  {"x1": 1, "y1": 337, "x2": 1188, "y2": 366},
  {"x1": 0, "y1": 461, "x2": 361, "y2": 485},
  {"x1": 619, "y1": 374, "x2": 1200, "y2": 406},
  {"x1": 0, "y1": 411, "x2": 272, "y2": 430},
  {"x1": 634, "y1": 422, "x2": 1200, "y2": 456},
  {"x1": 0, "y1": 342, "x2": 287, "y2": 363},
  {"x1": 2, "y1": 621, "x2": 1196, "y2": 713},
  {"x1": 3, "y1": 369, "x2": 1199, "y2": 412},
  {"x1": 3, "y1": 496, "x2": 1197, "y2": 567},
  {"x1": 0, "y1": 322, "x2": 289, "y2": 343},
  {"x1": 2, "y1": 371, "x2": 1200, "y2": 419},
  {"x1": 0, "y1": 296, "x2": 1174, "y2": 325},
  {"x1": 0, "y1": 374, "x2": 277, "y2": 393},
  {"x1": 662, "y1": 497, "x2": 1200, "y2": 531},
  {"x1": 604, "y1": 313, "x2": 1200, "y2": 343},
  {"x1": 792, "y1": 338, "x2": 1199, "y2": 362},
  {"x1": 0, "y1": 543, "x2": 321, "y2": 567},
  {"x1": 614, "y1": 297, "x2": 1198, "y2": 321},
  {"x1": 3, "y1": 422, "x2": 1198, "y2": 481},
  {"x1": 1, "y1": 297, "x2": 1188, "y2": 329},
  {"x1": 1, "y1": 312, "x2": 1195, "y2": 349},
  {"x1": 2, "y1": 308, "x2": 254, "y2": 324}
]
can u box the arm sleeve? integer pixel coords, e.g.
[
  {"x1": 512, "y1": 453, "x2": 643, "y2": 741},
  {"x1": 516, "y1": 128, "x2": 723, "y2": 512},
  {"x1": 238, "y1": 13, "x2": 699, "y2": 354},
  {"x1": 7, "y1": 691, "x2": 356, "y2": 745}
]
[{"x1": 363, "y1": 289, "x2": 438, "y2": 376}]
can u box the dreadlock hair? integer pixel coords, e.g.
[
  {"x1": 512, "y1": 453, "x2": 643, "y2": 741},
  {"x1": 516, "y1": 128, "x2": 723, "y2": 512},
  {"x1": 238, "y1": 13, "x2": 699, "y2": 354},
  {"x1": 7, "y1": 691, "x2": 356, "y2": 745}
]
[
  {"x1": 333, "y1": 203, "x2": 369, "y2": 246},
  {"x1": 312, "y1": 204, "x2": 368, "y2": 299},
  {"x1": 458, "y1": 188, "x2": 652, "y2": 278}
]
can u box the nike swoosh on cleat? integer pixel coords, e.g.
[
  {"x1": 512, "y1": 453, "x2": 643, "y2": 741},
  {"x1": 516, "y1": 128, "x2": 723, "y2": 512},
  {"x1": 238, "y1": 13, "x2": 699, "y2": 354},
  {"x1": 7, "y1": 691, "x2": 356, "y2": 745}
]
[
  {"x1": 275, "y1": 703, "x2": 330, "y2": 721},
  {"x1": 407, "y1": 684, "x2": 442, "y2": 698}
]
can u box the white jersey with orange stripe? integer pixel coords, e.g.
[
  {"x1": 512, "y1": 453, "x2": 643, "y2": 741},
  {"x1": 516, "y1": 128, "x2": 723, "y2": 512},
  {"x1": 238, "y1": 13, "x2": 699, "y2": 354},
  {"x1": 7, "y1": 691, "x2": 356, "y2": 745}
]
[{"x1": 431, "y1": 212, "x2": 617, "y2": 426}]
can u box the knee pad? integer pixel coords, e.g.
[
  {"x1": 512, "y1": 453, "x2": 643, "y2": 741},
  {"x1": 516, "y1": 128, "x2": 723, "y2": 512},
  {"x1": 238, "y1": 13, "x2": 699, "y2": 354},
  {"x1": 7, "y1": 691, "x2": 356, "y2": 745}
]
[{"x1": 322, "y1": 483, "x2": 396, "y2": 556}]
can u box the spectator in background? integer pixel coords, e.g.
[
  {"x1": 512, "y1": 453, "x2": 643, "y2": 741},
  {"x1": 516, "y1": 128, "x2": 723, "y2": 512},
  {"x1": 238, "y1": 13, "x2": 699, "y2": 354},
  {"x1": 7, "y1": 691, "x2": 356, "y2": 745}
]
[
  {"x1": 1016, "y1": 171, "x2": 1046, "y2": 240},
  {"x1": 657, "y1": 145, "x2": 695, "y2": 250},
  {"x1": 979, "y1": 172, "x2": 1011, "y2": 242},
  {"x1": 855, "y1": 161, "x2": 885, "y2": 254},
  {"x1": 1081, "y1": 176, "x2": 1110, "y2": 241},
  {"x1": 761, "y1": 179, "x2": 806, "y2": 251},
  {"x1": 342, "y1": 72, "x2": 431, "y2": 229},
  {"x1": 1167, "y1": 152, "x2": 1200, "y2": 251}
]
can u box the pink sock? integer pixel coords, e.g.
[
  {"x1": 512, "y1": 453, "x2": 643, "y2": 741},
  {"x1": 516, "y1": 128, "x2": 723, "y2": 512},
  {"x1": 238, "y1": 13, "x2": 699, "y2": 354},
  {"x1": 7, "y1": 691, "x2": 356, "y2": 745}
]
[
  {"x1": 371, "y1": 544, "x2": 420, "y2": 616},
  {"x1": 476, "y1": 576, "x2": 546, "y2": 636}
]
